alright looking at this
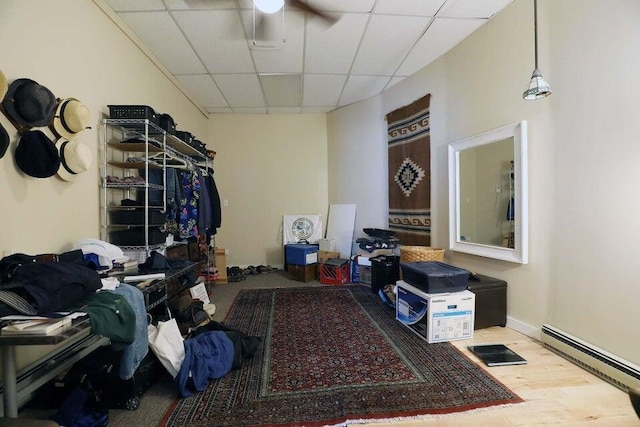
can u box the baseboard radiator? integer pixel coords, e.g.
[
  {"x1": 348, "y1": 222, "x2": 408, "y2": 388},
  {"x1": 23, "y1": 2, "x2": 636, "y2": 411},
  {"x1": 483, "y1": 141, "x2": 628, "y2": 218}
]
[{"x1": 541, "y1": 324, "x2": 640, "y2": 391}]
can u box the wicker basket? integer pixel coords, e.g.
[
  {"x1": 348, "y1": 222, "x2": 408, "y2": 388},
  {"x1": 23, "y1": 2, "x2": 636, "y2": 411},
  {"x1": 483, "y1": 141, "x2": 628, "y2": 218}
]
[{"x1": 400, "y1": 246, "x2": 445, "y2": 263}]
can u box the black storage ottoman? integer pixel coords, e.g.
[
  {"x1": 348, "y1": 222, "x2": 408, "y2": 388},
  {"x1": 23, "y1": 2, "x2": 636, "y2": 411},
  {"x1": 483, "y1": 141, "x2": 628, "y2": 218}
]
[{"x1": 467, "y1": 274, "x2": 507, "y2": 330}]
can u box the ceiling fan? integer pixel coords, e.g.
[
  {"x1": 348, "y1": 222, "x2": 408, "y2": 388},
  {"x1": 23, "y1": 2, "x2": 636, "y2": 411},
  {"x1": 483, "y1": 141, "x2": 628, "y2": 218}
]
[
  {"x1": 251, "y1": 0, "x2": 339, "y2": 44},
  {"x1": 253, "y1": 0, "x2": 337, "y2": 23}
]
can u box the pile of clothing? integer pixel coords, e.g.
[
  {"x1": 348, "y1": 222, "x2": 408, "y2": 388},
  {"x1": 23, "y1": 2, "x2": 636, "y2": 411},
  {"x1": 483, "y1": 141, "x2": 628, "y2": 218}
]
[{"x1": 356, "y1": 228, "x2": 400, "y2": 253}]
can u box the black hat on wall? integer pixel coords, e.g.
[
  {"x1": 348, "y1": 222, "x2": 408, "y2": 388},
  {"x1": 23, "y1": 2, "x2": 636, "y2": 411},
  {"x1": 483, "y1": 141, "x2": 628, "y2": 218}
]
[
  {"x1": 0, "y1": 123, "x2": 8, "y2": 159},
  {"x1": 0, "y1": 70, "x2": 8, "y2": 158},
  {"x1": 15, "y1": 130, "x2": 60, "y2": 178},
  {"x1": 2, "y1": 78, "x2": 57, "y2": 127}
]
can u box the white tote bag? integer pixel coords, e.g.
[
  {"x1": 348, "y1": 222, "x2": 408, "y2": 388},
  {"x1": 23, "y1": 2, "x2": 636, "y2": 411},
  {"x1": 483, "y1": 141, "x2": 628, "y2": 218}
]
[{"x1": 148, "y1": 318, "x2": 185, "y2": 378}]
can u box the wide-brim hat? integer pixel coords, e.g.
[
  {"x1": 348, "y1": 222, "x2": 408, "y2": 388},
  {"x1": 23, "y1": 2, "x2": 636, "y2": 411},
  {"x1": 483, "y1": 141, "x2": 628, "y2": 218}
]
[
  {"x1": 15, "y1": 130, "x2": 60, "y2": 178},
  {"x1": 0, "y1": 70, "x2": 7, "y2": 102},
  {"x1": 0, "y1": 123, "x2": 8, "y2": 159},
  {"x1": 52, "y1": 98, "x2": 91, "y2": 140},
  {"x1": 2, "y1": 78, "x2": 57, "y2": 127},
  {"x1": 55, "y1": 138, "x2": 92, "y2": 181}
]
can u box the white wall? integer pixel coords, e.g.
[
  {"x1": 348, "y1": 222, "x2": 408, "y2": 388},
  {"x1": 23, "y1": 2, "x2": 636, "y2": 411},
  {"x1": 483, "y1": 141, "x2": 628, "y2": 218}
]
[{"x1": 327, "y1": 0, "x2": 640, "y2": 366}]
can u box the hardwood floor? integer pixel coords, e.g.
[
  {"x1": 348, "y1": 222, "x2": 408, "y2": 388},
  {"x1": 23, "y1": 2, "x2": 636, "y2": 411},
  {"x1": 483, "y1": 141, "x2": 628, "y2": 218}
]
[
  {"x1": 16, "y1": 275, "x2": 639, "y2": 426},
  {"x1": 366, "y1": 326, "x2": 638, "y2": 426}
]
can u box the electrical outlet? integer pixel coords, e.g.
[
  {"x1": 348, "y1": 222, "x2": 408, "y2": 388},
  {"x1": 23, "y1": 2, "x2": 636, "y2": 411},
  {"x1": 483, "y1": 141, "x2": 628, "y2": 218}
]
[
  {"x1": 224, "y1": 248, "x2": 229, "y2": 255},
  {"x1": 223, "y1": 199, "x2": 229, "y2": 207},
  {"x1": 495, "y1": 186, "x2": 501, "y2": 193}
]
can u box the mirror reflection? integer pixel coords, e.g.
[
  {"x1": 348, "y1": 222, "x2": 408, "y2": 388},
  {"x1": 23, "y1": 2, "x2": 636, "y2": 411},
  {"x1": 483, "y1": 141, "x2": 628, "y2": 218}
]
[
  {"x1": 459, "y1": 138, "x2": 514, "y2": 248},
  {"x1": 448, "y1": 121, "x2": 528, "y2": 264}
]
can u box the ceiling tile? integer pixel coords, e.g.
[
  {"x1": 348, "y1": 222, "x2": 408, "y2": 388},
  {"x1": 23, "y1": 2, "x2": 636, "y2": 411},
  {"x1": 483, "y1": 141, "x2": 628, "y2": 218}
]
[
  {"x1": 439, "y1": 0, "x2": 514, "y2": 18},
  {"x1": 374, "y1": 0, "x2": 445, "y2": 16},
  {"x1": 305, "y1": 13, "x2": 369, "y2": 74},
  {"x1": 259, "y1": 74, "x2": 301, "y2": 107},
  {"x1": 231, "y1": 107, "x2": 267, "y2": 113},
  {"x1": 241, "y1": 11, "x2": 305, "y2": 73},
  {"x1": 172, "y1": 10, "x2": 255, "y2": 73},
  {"x1": 175, "y1": 74, "x2": 229, "y2": 108},
  {"x1": 103, "y1": 0, "x2": 514, "y2": 114},
  {"x1": 307, "y1": 0, "x2": 376, "y2": 13},
  {"x1": 164, "y1": 0, "x2": 238, "y2": 10},
  {"x1": 118, "y1": 12, "x2": 206, "y2": 75},
  {"x1": 104, "y1": 0, "x2": 165, "y2": 12},
  {"x1": 396, "y1": 16, "x2": 485, "y2": 76},
  {"x1": 302, "y1": 106, "x2": 334, "y2": 113},
  {"x1": 339, "y1": 75, "x2": 390, "y2": 106},
  {"x1": 214, "y1": 74, "x2": 265, "y2": 107},
  {"x1": 303, "y1": 74, "x2": 347, "y2": 107},
  {"x1": 351, "y1": 14, "x2": 430, "y2": 76}
]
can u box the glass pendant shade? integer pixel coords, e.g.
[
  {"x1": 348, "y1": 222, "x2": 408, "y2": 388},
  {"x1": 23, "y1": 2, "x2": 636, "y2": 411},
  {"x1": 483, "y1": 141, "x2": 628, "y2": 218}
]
[
  {"x1": 254, "y1": 0, "x2": 284, "y2": 14},
  {"x1": 523, "y1": 68, "x2": 552, "y2": 100}
]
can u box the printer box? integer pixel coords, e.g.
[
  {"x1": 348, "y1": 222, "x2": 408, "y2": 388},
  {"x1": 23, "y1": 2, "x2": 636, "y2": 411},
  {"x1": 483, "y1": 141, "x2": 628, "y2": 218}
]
[{"x1": 396, "y1": 280, "x2": 475, "y2": 343}]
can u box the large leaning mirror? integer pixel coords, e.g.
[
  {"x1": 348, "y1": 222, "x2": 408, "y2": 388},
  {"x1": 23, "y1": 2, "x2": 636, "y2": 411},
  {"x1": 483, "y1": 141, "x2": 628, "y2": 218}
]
[{"x1": 448, "y1": 121, "x2": 528, "y2": 264}]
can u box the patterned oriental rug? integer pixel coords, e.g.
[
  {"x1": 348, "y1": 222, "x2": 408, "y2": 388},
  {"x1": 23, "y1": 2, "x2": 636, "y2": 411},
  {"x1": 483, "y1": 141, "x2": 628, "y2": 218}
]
[{"x1": 160, "y1": 285, "x2": 522, "y2": 426}]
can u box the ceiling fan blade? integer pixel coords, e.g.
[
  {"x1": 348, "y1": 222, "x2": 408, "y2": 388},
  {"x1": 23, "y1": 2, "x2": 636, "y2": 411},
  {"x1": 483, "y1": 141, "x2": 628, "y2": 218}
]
[{"x1": 288, "y1": 0, "x2": 339, "y2": 26}]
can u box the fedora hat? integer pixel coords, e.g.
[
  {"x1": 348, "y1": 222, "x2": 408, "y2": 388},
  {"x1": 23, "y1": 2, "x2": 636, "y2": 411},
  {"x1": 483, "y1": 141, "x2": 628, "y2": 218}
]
[
  {"x1": 55, "y1": 138, "x2": 92, "y2": 181},
  {"x1": 52, "y1": 98, "x2": 91, "y2": 140},
  {"x1": 2, "y1": 78, "x2": 57, "y2": 127},
  {"x1": 15, "y1": 130, "x2": 60, "y2": 178},
  {"x1": 0, "y1": 70, "x2": 7, "y2": 102},
  {"x1": 0, "y1": 123, "x2": 8, "y2": 159}
]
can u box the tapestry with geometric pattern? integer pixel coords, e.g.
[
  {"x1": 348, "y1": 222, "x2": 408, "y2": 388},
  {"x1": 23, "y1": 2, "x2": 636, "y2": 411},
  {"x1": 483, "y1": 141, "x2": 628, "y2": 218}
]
[{"x1": 386, "y1": 94, "x2": 431, "y2": 246}]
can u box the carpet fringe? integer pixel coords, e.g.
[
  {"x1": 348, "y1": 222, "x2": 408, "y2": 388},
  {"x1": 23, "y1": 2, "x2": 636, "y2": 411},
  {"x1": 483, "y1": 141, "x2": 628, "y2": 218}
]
[{"x1": 325, "y1": 402, "x2": 526, "y2": 426}]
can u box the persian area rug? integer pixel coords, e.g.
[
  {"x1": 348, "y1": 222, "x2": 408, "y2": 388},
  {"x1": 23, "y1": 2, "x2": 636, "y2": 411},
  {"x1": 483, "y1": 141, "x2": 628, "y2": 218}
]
[
  {"x1": 160, "y1": 285, "x2": 522, "y2": 427},
  {"x1": 387, "y1": 93, "x2": 432, "y2": 246}
]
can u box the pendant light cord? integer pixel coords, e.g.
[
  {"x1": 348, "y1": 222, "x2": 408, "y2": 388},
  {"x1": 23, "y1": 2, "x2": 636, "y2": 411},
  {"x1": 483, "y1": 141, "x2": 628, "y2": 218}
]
[{"x1": 534, "y1": 0, "x2": 539, "y2": 69}]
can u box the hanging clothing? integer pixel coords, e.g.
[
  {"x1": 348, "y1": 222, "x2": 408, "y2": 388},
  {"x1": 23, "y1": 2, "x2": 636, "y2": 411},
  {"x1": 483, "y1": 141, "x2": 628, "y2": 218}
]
[
  {"x1": 206, "y1": 168, "x2": 222, "y2": 236},
  {"x1": 196, "y1": 167, "x2": 212, "y2": 235},
  {"x1": 179, "y1": 170, "x2": 200, "y2": 237}
]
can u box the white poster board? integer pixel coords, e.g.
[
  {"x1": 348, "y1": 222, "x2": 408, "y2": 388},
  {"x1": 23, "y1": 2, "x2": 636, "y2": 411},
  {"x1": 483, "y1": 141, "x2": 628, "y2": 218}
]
[
  {"x1": 283, "y1": 215, "x2": 323, "y2": 244},
  {"x1": 325, "y1": 204, "x2": 356, "y2": 259}
]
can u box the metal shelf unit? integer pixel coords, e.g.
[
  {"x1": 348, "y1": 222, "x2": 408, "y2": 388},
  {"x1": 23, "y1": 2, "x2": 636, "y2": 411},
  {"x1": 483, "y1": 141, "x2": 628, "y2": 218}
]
[{"x1": 102, "y1": 118, "x2": 211, "y2": 261}]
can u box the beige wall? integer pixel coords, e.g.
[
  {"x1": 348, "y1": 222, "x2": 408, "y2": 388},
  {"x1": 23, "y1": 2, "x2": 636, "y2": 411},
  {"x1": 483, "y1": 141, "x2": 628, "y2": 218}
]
[
  {"x1": 0, "y1": 0, "x2": 209, "y2": 256},
  {"x1": 327, "y1": 0, "x2": 640, "y2": 367},
  {"x1": 208, "y1": 114, "x2": 328, "y2": 267},
  {"x1": 0, "y1": 0, "x2": 209, "y2": 369}
]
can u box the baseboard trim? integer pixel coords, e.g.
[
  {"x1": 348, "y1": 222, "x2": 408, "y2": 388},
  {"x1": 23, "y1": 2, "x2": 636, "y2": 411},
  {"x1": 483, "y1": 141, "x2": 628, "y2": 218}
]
[{"x1": 506, "y1": 316, "x2": 540, "y2": 340}]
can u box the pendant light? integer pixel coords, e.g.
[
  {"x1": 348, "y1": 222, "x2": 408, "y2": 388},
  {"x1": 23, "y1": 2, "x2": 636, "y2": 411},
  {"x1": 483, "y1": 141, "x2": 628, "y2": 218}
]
[
  {"x1": 523, "y1": 0, "x2": 552, "y2": 100},
  {"x1": 254, "y1": 0, "x2": 284, "y2": 14}
]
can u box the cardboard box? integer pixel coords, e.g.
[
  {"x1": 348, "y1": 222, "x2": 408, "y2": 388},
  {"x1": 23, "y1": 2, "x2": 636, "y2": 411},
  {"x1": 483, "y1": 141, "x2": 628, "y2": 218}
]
[
  {"x1": 396, "y1": 281, "x2": 474, "y2": 343},
  {"x1": 288, "y1": 263, "x2": 317, "y2": 283},
  {"x1": 319, "y1": 238, "x2": 336, "y2": 252},
  {"x1": 318, "y1": 250, "x2": 340, "y2": 264},
  {"x1": 207, "y1": 247, "x2": 227, "y2": 283},
  {"x1": 285, "y1": 244, "x2": 319, "y2": 266}
]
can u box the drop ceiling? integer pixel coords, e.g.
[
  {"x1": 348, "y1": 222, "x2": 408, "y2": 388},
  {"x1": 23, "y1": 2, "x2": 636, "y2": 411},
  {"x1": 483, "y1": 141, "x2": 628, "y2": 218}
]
[{"x1": 102, "y1": 0, "x2": 514, "y2": 114}]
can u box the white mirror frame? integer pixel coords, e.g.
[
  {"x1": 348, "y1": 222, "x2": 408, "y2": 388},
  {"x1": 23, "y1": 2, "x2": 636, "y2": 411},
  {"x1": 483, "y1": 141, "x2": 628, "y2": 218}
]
[{"x1": 448, "y1": 121, "x2": 528, "y2": 264}]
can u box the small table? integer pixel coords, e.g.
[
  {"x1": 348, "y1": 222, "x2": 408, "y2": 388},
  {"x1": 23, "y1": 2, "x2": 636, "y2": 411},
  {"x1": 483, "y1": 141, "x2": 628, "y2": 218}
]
[{"x1": 0, "y1": 317, "x2": 109, "y2": 417}]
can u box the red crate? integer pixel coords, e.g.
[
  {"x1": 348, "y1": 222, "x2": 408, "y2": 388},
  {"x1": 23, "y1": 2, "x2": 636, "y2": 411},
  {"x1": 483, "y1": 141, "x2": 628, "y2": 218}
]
[{"x1": 319, "y1": 262, "x2": 350, "y2": 285}]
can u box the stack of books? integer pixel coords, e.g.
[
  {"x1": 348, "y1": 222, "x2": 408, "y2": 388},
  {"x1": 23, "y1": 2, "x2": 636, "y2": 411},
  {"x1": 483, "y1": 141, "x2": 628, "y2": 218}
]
[{"x1": 1, "y1": 316, "x2": 74, "y2": 336}]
